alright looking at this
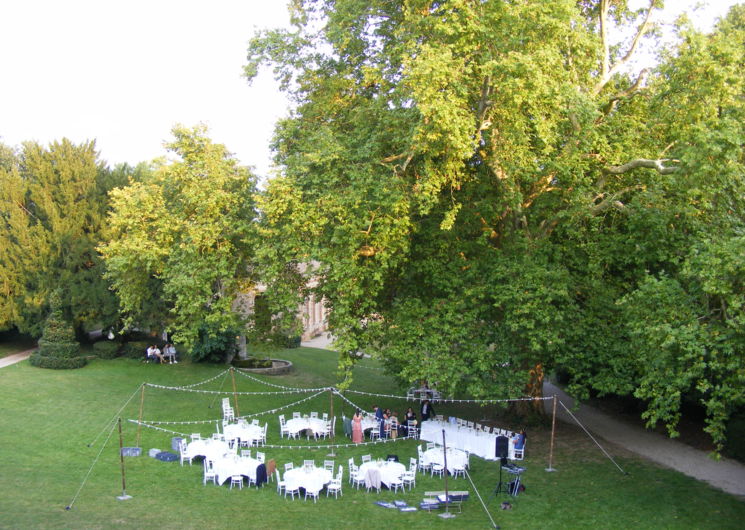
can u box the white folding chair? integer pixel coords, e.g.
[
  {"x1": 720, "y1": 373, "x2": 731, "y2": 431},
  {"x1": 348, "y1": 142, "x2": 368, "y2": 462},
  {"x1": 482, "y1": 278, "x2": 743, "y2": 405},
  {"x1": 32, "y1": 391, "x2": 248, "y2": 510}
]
[
  {"x1": 310, "y1": 411, "x2": 318, "y2": 418},
  {"x1": 304, "y1": 486, "x2": 321, "y2": 503},
  {"x1": 179, "y1": 440, "x2": 192, "y2": 466},
  {"x1": 361, "y1": 454, "x2": 372, "y2": 463},
  {"x1": 203, "y1": 460, "x2": 217, "y2": 485},
  {"x1": 323, "y1": 460, "x2": 335, "y2": 472},
  {"x1": 275, "y1": 469, "x2": 286, "y2": 495},
  {"x1": 292, "y1": 412, "x2": 301, "y2": 419},
  {"x1": 326, "y1": 477, "x2": 343, "y2": 498},
  {"x1": 256, "y1": 451, "x2": 265, "y2": 463},
  {"x1": 285, "y1": 462, "x2": 294, "y2": 472},
  {"x1": 230, "y1": 475, "x2": 243, "y2": 489}
]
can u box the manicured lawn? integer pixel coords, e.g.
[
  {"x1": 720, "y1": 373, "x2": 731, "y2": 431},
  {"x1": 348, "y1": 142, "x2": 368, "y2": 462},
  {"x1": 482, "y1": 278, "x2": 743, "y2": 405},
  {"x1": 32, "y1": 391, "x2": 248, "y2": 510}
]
[{"x1": 0, "y1": 347, "x2": 743, "y2": 529}]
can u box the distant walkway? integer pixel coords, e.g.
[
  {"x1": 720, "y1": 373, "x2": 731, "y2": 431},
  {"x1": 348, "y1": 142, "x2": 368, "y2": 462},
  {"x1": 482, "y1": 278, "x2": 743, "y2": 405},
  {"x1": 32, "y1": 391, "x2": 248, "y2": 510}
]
[
  {"x1": 0, "y1": 348, "x2": 35, "y2": 368},
  {"x1": 544, "y1": 381, "x2": 745, "y2": 498},
  {"x1": 301, "y1": 333, "x2": 335, "y2": 350}
]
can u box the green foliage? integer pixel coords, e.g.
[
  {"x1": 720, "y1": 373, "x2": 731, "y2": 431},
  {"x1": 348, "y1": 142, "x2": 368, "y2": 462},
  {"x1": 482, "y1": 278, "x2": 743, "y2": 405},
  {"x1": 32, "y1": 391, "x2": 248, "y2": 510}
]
[
  {"x1": 91, "y1": 340, "x2": 120, "y2": 359},
  {"x1": 189, "y1": 322, "x2": 239, "y2": 364},
  {"x1": 28, "y1": 352, "x2": 87, "y2": 369},
  {"x1": 121, "y1": 340, "x2": 151, "y2": 359},
  {"x1": 100, "y1": 125, "x2": 259, "y2": 350},
  {"x1": 0, "y1": 139, "x2": 131, "y2": 337},
  {"x1": 249, "y1": 1, "x2": 745, "y2": 450},
  {"x1": 32, "y1": 291, "x2": 85, "y2": 369}
]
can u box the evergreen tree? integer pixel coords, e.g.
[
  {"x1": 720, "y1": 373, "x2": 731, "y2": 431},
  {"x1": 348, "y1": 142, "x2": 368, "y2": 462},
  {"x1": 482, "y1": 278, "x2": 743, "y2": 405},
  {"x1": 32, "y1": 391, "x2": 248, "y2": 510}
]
[{"x1": 29, "y1": 290, "x2": 86, "y2": 369}]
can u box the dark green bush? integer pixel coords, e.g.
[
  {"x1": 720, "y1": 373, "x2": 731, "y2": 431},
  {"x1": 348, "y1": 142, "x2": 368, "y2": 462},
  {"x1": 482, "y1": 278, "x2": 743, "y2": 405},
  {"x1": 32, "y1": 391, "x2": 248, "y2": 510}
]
[
  {"x1": 32, "y1": 290, "x2": 86, "y2": 370},
  {"x1": 29, "y1": 352, "x2": 87, "y2": 369},
  {"x1": 92, "y1": 341, "x2": 120, "y2": 359},
  {"x1": 191, "y1": 323, "x2": 238, "y2": 363},
  {"x1": 232, "y1": 358, "x2": 273, "y2": 369},
  {"x1": 724, "y1": 411, "x2": 745, "y2": 462},
  {"x1": 121, "y1": 341, "x2": 152, "y2": 359}
]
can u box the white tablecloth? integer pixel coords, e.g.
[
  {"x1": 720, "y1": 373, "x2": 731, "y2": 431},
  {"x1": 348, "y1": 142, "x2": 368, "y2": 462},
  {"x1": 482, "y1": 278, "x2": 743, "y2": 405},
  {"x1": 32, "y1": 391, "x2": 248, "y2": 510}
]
[
  {"x1": 223, "y1": 423, "x2": 263, "y2": 445},
  {"x1": 358, "y1": 461, "x2": 406, "y2": 489},
  {"x1": 186, "y1": 439, "x2": 231, "y2": 461},
  {"x1": 213, "y1": 454, "x2": 261, "y2": 485},
  {"x1": 285, "y1": 417, "x2": 328, "y2": 437},
  {"x1": 360, "y1": 416, "x2": 379, "y2": 431},
  {"x1": 422, "y1": 447, "x2": 468, "y2": 474},
  {"x1": 284, "y1": 467, "x2": 332, "y2": 493},
  {"x1": 420, "y1": 421, "x2": 500, "y2": 460}
]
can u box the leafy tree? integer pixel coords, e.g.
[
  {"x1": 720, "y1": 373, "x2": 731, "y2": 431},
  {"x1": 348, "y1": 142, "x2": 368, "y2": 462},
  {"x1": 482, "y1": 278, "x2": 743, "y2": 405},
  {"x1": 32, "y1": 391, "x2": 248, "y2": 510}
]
[
  {"x1": 248, "y1": 0, "x2": 745, "y2": 447},
  {"x1": 0, "y1": 139, "x2": 122, "y2": 336},
  {"x1": 100, "y1": 125, "x2": 259, "y2": 351}
]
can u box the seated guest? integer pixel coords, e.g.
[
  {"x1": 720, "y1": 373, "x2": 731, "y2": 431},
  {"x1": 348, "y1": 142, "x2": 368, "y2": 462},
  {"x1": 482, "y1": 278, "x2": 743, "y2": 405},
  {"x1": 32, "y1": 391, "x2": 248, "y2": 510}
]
[
  {"x1": 146, "y1": 345, "x2": 163, "y2": 364},
  {"x1": 389, "y1": 411, "x2": 400, "y2": 439},
  {"x1": 163, "y1": 343, "x2": 178, "y2": 364},
  {"x1": 420, "y1": 399, "x2": 435, "y2": 422}
]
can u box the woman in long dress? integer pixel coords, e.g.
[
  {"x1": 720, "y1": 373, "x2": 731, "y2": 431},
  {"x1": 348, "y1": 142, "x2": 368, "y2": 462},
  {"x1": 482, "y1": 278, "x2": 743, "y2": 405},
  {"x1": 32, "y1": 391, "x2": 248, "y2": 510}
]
[{"x1": 352, "y1": 410, "x2": 363, "y2": 443}]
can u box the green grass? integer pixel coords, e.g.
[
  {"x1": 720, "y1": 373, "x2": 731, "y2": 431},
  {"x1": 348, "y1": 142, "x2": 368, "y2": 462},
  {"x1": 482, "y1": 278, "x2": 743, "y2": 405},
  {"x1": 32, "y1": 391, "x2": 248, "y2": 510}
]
[{"x1": 0, "y1": 348, "x2": 743, "y2": 529}]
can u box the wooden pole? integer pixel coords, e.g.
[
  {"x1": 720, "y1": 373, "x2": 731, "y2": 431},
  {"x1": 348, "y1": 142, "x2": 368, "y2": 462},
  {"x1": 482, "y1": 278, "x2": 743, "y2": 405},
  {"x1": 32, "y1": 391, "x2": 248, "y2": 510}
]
[
  {"x1": 442, "y1": 430, "x2": 450, "y2": 513},
  {"x1": 116, "y1": 418, "x2": 132, "y2": 500},
  {"x1": 329, "y1": 388, "x2": 334, "y2": 441},
  {"x1": 546, "y1": 394, "x2": 558, "y2": 472},
  {"x1": 327, "y1": 388, "x2": 336, "y2": 457},
  {"x1": 230, "y1": 367, "x2": 240, "y2": 417},
  {"x1": 136, "y1": 384, "x2": 145, "y2": 448}
]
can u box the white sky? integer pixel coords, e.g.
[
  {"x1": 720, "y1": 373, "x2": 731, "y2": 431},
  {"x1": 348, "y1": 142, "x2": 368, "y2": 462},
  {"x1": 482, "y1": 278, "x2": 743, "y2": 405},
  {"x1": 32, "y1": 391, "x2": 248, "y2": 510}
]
[{"x1": 0, "y1": 1, "x2": 741, "y2": 180}]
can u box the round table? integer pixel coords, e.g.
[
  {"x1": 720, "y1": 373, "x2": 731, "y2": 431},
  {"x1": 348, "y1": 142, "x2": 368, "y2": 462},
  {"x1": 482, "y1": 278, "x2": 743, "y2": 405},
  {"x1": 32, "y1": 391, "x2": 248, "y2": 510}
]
[
  {"x1": 285, "y1": 417, "x2": 328, "y2": 438},
  {"x1": 284, "y1": 466, "x2": 332, "y2": 493},
  {"x1": 358, "y1": 460, "x2": 406, "y2": 489},
  {"x1": 422, "y1": 447, "x2": 468, "y2": 475}
]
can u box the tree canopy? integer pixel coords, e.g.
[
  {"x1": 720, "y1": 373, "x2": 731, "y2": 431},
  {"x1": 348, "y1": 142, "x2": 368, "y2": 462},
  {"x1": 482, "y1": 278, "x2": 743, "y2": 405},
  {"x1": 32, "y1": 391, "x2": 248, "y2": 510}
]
[
  {"x1": 99, "y1": 125, "x2": 259, "y2": 349},
  {"x1": 0, "y1": 139, "x2": 125, "y2": 336},
  {"x1": 247, "y1": 1, "x2": 745, "y2": 449}
]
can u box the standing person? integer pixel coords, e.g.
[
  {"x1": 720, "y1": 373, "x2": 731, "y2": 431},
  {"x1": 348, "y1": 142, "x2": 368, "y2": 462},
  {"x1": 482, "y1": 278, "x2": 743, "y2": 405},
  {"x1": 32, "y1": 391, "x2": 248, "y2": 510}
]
[
  {"x1": 420, "y1": 399, "x2": 435, "y2": 422},
  {"x1": 373, "y1": 405, "x2": 385, "y2": 437},
  {"x1": 352, "y1": 410, "x2": 364, "y2": 444}
]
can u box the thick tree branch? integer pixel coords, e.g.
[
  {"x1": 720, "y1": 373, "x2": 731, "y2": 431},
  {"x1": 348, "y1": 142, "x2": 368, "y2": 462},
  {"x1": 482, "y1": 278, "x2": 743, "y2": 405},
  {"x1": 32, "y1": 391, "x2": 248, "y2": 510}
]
[
  {"x1": 603, "y1": 158, "x2": 679, "y2": 175},
  {"x1": 600, "y1": 68, "x2": 649, "y2": 116},
  {"x1": 593, "y1": 0, "x2": 655, "y2": 96}
]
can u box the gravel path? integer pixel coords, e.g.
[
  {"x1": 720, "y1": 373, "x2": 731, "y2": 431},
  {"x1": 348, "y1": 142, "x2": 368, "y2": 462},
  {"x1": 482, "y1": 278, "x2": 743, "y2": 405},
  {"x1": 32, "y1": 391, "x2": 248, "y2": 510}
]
[
  {"x1": 0, "y1": 349, "x2": 35, "y2": 368},
  {"x1": 544, "y1": 381, "x2": 745, "y2": 498}
]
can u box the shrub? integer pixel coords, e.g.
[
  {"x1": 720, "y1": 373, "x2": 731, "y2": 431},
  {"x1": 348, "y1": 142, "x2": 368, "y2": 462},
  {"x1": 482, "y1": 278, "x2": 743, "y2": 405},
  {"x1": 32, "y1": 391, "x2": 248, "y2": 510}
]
[
  {"x1": 92, "y1": 341, "x2": 120, "y2": 359},
  {"x1": 725, "y1": 411, "x2": 745, "y2": 462},
  {"x1": 32, "y1": 290, "x2": 86, "y2": 370},
  {"x1": 121, "y1": 341, "x2": 152, "y2": 359},
  {"x1": 29, "y1": 352, "x2": 87, "y2": 369},
  {"x1": 191, "y1": 323, "x2": 238, "y2": 363}
]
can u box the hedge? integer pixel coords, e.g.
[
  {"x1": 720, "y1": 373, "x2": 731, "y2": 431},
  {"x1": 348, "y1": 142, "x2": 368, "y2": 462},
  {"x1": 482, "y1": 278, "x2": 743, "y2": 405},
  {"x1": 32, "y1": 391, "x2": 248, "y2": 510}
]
[
  {"x1": 92, "y1": 341, "x2": 120, "y2": 359},
  {"x1": 121, "y1": 341, "x2": 152, "y2": 359},
  {"x1": 29, "y1": 353, "x2": 87, "y2": 370}
]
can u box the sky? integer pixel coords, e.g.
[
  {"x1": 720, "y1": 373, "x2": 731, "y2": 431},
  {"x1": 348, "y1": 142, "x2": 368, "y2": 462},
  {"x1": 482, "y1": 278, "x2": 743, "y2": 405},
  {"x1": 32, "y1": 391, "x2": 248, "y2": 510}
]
[{"x1": 0, "y1": 1, "x2": 741, "y2": 180}]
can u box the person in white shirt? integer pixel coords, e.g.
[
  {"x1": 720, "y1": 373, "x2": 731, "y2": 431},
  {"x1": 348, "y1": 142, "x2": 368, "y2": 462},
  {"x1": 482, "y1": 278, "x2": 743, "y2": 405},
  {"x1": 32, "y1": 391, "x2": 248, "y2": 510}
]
[{"x1": 146, "y1": 345, "x2": 163, "y2": 364}]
